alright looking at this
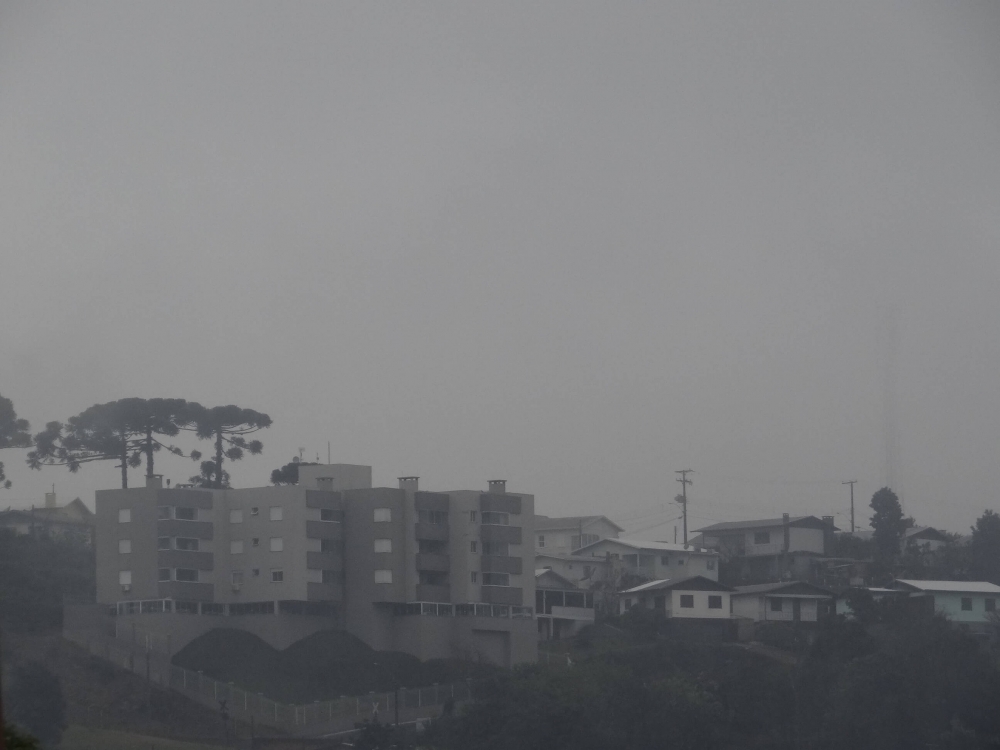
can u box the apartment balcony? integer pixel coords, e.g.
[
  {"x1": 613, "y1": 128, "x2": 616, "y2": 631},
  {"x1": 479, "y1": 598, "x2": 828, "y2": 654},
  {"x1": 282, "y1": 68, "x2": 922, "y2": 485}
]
[
  {"x1": 415, "y1": 553, "x2": 450, "y2": 572},
  {"x1": 414, "y1": 491, "x2": 450, "y2": 512},
  {"x1": 480, "y1": 524, "x2": 522, "y2": 545},
  {"x1": 157, "y1": 581, "x2": 214, "y2": 601},
  {"x1": 157, "y1": 519, "x2": 213, "y2": 540},
  {"x1": 481, "y1": 586, "x2": 523, "y2": 606},
  {"x1": 306, "y1": 520, "x2": 343, "y2": 540},
  {"x1": 157, "y1": 550, "x2": 214, "y2": 570},
  {"x1": 307, "y1": 582, "x2": 344, "y2": 602},
  {"x1": 479, "y1": 493, "x2": 522, "y2": 514},
  {"x1": 481, "y1": 555, "x2": 522, "y2": 575},
  {"x1": 415, "y1": 522, "x2": 449, "y2": 542},
  {"x1": 306, "y1": 551, "x2": 343, "y2": 571},
  {"x1": 415, "y1": 584, "x2": 450, "y2": 602}
]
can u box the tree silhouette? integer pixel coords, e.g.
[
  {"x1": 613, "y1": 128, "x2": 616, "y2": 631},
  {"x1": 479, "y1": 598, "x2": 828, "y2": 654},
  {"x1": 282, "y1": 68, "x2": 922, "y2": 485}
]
[
  {"x1": 184, "y1": 404, "x2": 271, "y2": 489},
  {"x1": 0, "y1": 393, "x2": 31, "y2": 488},
  {"x1": 869, "y1": 487, "x2": 905, "y2": 580},
  {"x1": 970, "y1": 509, "x2": 1000, "y2": 584},
  {"x1": 270, "y1": 456, "x2": 318, "y2": 485}
]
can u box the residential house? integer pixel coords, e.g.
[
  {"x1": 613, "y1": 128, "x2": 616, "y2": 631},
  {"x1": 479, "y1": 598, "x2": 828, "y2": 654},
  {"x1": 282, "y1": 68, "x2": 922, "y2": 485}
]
[
  {"x1": 535, "y1": 569, "x2": 595, "y2": 640},
  {"x1": 891, "y1": 579, "x2": 1000, "y2": 635},
  {"x1": 619, "y1": 576, "x2": 733, "y2": 618},
  {"x1": 0, "y1": 492, "x2": 95, "y2": 545},
  {"x1": 731, "y1": 581, "x2": 835, "y2": 623},
  {"x1": 534, "y1": 515, "x2": 622, "y2": 554},
  {"x1": 534, "y1": 552, "x2": 609, "y2": 589},
  {"x1": 574, "y1": 537, "x2": 720, "y2": 583}
]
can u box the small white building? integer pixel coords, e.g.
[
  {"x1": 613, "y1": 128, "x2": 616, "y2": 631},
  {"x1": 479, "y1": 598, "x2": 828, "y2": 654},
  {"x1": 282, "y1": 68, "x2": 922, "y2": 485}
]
[
  {"x1": 575, "y1": 537, "x2": 720, "y2": 582},
  {"x1": 731, "y1": 581, "x2": 835, "y2": 623},
  {"x1": 619, "y1": 576, "x2": 733, "y2": 618},
  {"x1": 892, "y1": 579, "x2": 1000, "y2": 633},
  {"x1": 534, "y1": 515, "x2": 623, "y2": 554}
]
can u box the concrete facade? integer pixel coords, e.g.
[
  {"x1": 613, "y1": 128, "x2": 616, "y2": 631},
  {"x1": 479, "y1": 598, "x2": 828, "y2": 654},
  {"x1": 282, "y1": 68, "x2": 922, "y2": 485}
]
[{"x1": 93, "y1": 468, "x2": 536, "y2": 667}]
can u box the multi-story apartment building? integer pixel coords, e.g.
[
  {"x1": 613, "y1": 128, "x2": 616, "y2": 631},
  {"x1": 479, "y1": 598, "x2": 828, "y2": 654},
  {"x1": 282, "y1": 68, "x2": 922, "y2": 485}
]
[{"x1": 92, "y1": 465, "x2": 536, "y2": 667}]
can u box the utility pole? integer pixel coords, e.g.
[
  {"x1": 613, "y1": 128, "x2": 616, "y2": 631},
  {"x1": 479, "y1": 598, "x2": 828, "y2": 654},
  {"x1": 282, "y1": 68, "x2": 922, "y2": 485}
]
[
  {"x1": 842, "y1": 480, "x2": 857, "y2": 534},
  {"x1": 675, "y1": 470, "x2": 693, "y2": 548}
]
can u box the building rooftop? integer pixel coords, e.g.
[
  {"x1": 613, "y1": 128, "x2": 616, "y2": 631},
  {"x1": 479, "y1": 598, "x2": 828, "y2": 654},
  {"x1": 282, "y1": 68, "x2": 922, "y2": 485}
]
[
  {"x1": 894, "y1": 580, "x2": 1000, "y2": 594},
  {"x1": 693, "y1": 515, "x2": 835, "y2": 533},
  {"x1": 575, "y1": 536, "x2": 717, "y2": 555},
  {"x1": 534, "y1": 515, "x2": 624, "y2": 532},
  {"x1": 622, "y1": 575, "x2": 732, "y2": 594},
  {"x1": 733, "y1": 581, "x2": 835, "y2": 597}
]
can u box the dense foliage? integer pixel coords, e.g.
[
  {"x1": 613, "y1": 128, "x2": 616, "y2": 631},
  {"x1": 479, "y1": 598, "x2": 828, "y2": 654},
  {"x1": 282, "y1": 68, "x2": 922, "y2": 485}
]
[
  {"x1": 0, "y1": 392, "x2": 31, "y2": 488},
  {"x1": 3, "y1": 724, "x2": 41, "y2": 750},
  {"x1": 5, "y1": 661, "x2": 67, "y2": 748}
]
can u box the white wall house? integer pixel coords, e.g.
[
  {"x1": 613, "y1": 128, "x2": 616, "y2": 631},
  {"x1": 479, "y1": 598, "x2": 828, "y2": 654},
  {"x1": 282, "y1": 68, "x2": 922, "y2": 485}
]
[
  {"x1": 892, "y1": 580, "x2": 1000, "y2": 631},
  {"x1": 731, "y1": 581, "x2": 835, "y2": 623},
  {"x1": 575, "y1": 537, "x2": 720, "y2": 582},
  {"x1": 619, "y1": 576, "x2": 733, "y2": 618},
  {"x1": 692, "y1": 515, "x2": 832, "y2": 558},
  {"x1": 534, "y1": 515, "x2": 623, "y2": 555}
]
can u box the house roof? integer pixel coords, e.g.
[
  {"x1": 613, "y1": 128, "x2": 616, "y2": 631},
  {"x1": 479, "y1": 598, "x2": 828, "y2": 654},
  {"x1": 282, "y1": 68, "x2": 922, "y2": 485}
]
[
  {"x1": 693, "y1": 516, "x2": 836, "y2": 533},
  {"x1": 733, "y1": 581, "x2": 835, "y2": 598},
  {"x1": 534, "y1": 515, "x2": 624, "y2": 533},
  {"x1": 575, "y1": 537, "x2": 718, "y2": 556},
  {"x1": 622, "y1": 575, "x2": 732, "y2": 594},
  {"x1": 535, "y1": 569, "x2": 579, "y2": 590},
  {"x1": 535, "y1": 552, "x2": 608, "y2": 564},
  {"x1": 893, "y1": 579, "x2": 1000, "y2": 594},
  {"x1": 903, "y1": 526, "x2": 950, "y2": 542}
]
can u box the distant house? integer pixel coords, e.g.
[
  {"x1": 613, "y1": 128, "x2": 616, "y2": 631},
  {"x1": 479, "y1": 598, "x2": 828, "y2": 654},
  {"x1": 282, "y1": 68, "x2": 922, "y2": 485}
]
[
  {"x1": 0, "y1": 493, "x2": 94, "y2": 545},
  {"x1": 534, "y1": 552, "x2": 610, "y2": 589},
  {"x1": 848, "y1": 526, "x2": 951, "y2": 554},
  {"x1": 534, "y1": 515, "x2": 623, "y2": 554},
  {"x1": 535, "y1": 569, "x2": 595, "y2": 640},
  {"x1": 731, "y1": 581, "x2": 835, "y2": 623},
  {"x1": 891, "y1": 579, "x2": 1000, "y2": 634},
  {"x1": 692, "y1": 514, "x2": 837, "y2": 584},
  {"x1": 619, "y1": 575, "x2": 733, "y2": 618},
  {"x1": 574, "y1": 537, "x2": 720, "y2": 582}
]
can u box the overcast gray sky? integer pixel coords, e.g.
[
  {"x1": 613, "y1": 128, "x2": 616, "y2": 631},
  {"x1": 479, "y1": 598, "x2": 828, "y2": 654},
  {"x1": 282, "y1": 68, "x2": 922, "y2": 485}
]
[{"x1": 2, "y1": 1, "x2": 1000, "y2": 536}]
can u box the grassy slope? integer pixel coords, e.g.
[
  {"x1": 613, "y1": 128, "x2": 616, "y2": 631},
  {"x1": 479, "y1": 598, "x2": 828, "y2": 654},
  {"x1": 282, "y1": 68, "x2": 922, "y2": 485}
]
[{"x1": 59, "y1": 725, "x2": 225, "y2": 750}]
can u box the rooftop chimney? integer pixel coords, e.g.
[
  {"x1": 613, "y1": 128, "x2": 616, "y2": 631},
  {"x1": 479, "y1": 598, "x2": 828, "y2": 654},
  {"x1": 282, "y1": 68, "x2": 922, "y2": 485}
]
[
  {"x1": 398, "y1": 477, "x2": 419, "y2": 492},
  {"x1": 146, "y1": 474, "x2": 163, "y2": 489},
  {"x1": 44, "y1": 491, "x2": 56, "y2": 508},
  {"x1": 317, "y1": 477, "x2": 335, "y2": 491},
  {"x1": 488, "y1": 479, "x2": 506, "y2": 494}
]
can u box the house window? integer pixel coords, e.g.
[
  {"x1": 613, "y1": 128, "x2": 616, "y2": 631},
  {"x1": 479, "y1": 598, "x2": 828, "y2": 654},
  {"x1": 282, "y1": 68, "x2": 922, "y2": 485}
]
[
  {"x1": 119, "y1": 570, "x2": 132, "y2": 585},
  {"x1": 770, "y1": 598, "x2": 783, "y2": 612},
  {"x1": 118, "y1": 539, "x2": 131, "y2": 554},
  {"x1": 470, "y1": 541, "x2": 478, "y2": 553},
  {"x1": 374, "y1": 539, "x2": 392, "y2": 553},
  {"x1": 230, "y1": 510, "x2": 243, "y2": 524},
  {"x1": 538, "y1": 535, "x2": 545, "y2": 548},
  {"x1": 158, "y1": 537, "x2": 170, "y2": 549},
  {"x1": 252, "y1": 538, "x2": 260, "y2": 547},
  {"x1": 250, "y1": 507, "x2": 259, "y2": 516},
  {"x1": 157, "y1": 568, "x2": 170, "y2": 581},
  {"x1": 677, "y1": 558, "x2": 686, "y2": 566},
  {"x1": 482, "y1": 573, "x2": 510, "y2": 586},
  {"x1": 269, "y1": 507, "x2": 283, "y2": 521},
  {"x1": 470, "y1": 511, "x2": 477, "y2": 523},
  {"x1": 987, "y1": 599, "x2": 996, "y2": 613},
  {"x1": 175, "y1": 569, "x2": 198, "y2": 582},
  {"x1": 679, "y1": 594, "x2": 694, "y2": 608},
  {"x1": 321, "y1": 539, "x2": 341, "y2": 553},
  {"x1": 707, "y1": 559, "x2": 716, "y2": 570},
  {"x1": 270, "y1": 537, "x2": 284, "y2": 552},
  {"x1": 158, "y1": 507, "x2": 171, "y2": 520},
  {"x1": 754, "y1": 531, "x2": 770, "y2": 545},
  {"x1": 572, "y1": 534, "x2": 598, "y2": 550},
  {"x1": 470, "y1": 571, "x2": 478, "y2": 583},
  {"x1": 176, "y1": 538, "x2": 199, "y2": 551},
  {"x1": 231, "y1": 571, "x2": 244, "y2": 585},
  {"x1": 417, "y1": 510, "x2": 447, "y2": 525},
  {"x1": 708, "y1": 595, "x2": 723, "y2": 609},
  {"x1": 118, "y1": 509, "x2": 131, "y2": 523},
  {"x1": 320, "y1": 508, "x2": 338, "y2": 522},
  {"x1": 271, "y1": 569, "x2": 284, "y2": 583},
  {"x1": 481, "y1": 512, "x2": 509, "y2": 525},
  {"x1": 374, "y1": 569, "x2": 393, "y2": 584},
  {"x1": 374, "y1": 508, "x2": 391, "y2": 523},
  {"x1": 174, "y1": 507, "x2": 196, "y2": 521},
  {"x1": 962, "y1": 597, "x2": 973, "y2": 611},
  {"x1": 230, "y1": 540, "x2": 244, "y2": 554},
  {"x1": 482, "y1": 542, "x2": 509, "y2": 556}
]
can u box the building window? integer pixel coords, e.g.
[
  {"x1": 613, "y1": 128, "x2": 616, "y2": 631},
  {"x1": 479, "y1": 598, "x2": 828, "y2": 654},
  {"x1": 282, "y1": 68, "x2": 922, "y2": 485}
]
[
  {"x1": 770, "y1": 598, "x2": 783, "y2": 612},
  {"x1": 157, "y1": 537, "x2": 170, "y2": 549},
  {"x1": 677, "y1": 558, "x2": 686, "y2": 566},
  {"x1": 271, "y1": 569, "x2": 284, "y2": 583},
  {"x1": 374, "y1": 569, "x2": 393, "y2": 584},
  {"x1": 118, "y1": 539, "x2": 131, "y2": 554},
  {"x1": 320, "y1": 508, "x2": 339, "y2": 522},
  {"x1": 754, "y1": 531, "x2": 770, "y2": 545},
  {"x1": 481, "y1": 512, "x2": 509, "y2": 525},
  {"x1": 708, "y1": 595, "x2": 723, "y2": 609},
  {"x1": 118, "y1": 509, "x2": 131, "y2": 523},
  {"x1": 176, "y1": 538, "x2": 199, "y2": 551},
  {"x1": 538, "y1": 535, "x2": 545, "y2": 547},
  {"x1": 230, "y1": 540, "x2": 244, "y2": 554},
  {"x1": 270, "y1": 537, "x2": 284, "y2": 552},
  {"x1": 250, "y1": 507, "x2": 259, "y2": 516},
  {"x1": 987, "y1": 598, "x2": 996, "y2": 613},
  {"x1": 174, "y1": 507, "x2": 196, "y2": 521},
  {"x1": 470, "y1": 541, "x2": 478, "y2": 553},
  {"x1": 252, "y1": 538, "x2": 260, "y2": 547},
  {"x1": 374, "y1": 508, "x2": 392, "y2": 523},
  {"x1": 680, "y1": 594, "x2": 694, "y2": 608},
  {"x1": 482, "y1": 573, "x2": 510, "y2": 586},
  {"x1": 962, "y1": 597, "x2": 973, "y2": 611},
  {"x1": 230, "y1": 510, "x2": 243, "y2": 524},
  {"x1": 119, "y1": 570, "x2": 132, "y2": 585},
  {"x1": 374, "y1": 539, "x2": 392, "y2": 553},
  {"x1": 572, "y1": 533, "x2": 598, "y2": 550},
  {"x1": 269, "y1": 507, "x2": 283, "y2": 521},
  {"x1": 470, "y1": 511, "x2": 477, "y2": 523},
  {"x1": 470, "y1": 571, "x2": 478, "y2": 583},
  {"x1": 232, "y1": 571, "x2": 244, "y2": 585},
  {"x1": 158, "y1": 506, "x2": 171, "y2": 520},
  {"x1": 158, "y1": 568, "x2": 170, "y2": 581},
  {"x1": 482, "y1": 542, "x2": 509, "y2": 556},
  {"x1": 707, "y1": 559, "x2": 716, "y2": 570},
  {"x1": 417, "y1": 510, "x2": 447, "y2": 525},
  {"x1": 175, "y1": 569, "x2": 198, "y2": 582}
]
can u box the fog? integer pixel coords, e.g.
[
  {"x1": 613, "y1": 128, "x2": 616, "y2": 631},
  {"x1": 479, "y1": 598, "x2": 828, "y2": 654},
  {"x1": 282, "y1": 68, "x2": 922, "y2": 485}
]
[{"x1": 2, "y1": 1, "x2": 1000, "y2": 535}]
